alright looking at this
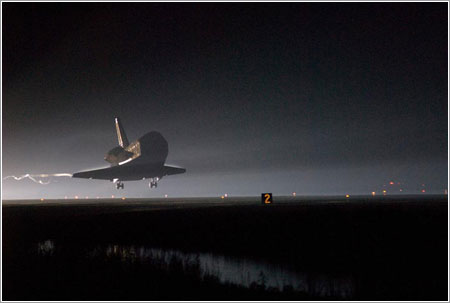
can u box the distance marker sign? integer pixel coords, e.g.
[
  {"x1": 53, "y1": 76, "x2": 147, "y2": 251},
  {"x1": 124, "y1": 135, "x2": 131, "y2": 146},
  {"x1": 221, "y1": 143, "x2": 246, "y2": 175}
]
[{"x1": 261, "y1": 193, "x2": 273, "y2": 204}]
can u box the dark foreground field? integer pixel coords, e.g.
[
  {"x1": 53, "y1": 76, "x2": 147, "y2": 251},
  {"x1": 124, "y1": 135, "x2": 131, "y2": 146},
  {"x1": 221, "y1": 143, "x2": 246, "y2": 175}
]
[{"x1": 2, "y1": 195, "x2": 448, "y2": 300}]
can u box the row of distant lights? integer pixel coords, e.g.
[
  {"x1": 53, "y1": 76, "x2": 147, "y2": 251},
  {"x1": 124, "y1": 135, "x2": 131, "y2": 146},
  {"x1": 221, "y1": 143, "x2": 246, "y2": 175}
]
[
  {"x1": 345, "y1": 181, "x2": 445, "y2": 198},
  {"x1": 381, "y1": 181, "x2": 434, "y2": 193},
  {"x1": 65, "y1": 195, "x2": 128, "y2": 200},
  {"x1": 219, "y1": 181, "x2": 442, "y2": 200},
  {"x1": 39, "y1": 183, "x2": 447, "y2": 202},
  {"x1": 40, "y1": 194, "x2": 171, "y2": 201}
]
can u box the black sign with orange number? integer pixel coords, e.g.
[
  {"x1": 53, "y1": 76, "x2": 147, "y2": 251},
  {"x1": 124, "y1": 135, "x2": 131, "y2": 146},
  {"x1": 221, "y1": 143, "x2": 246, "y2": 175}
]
[{"x1": 261, "y1": 193, "x2": 273, "y2": 204}]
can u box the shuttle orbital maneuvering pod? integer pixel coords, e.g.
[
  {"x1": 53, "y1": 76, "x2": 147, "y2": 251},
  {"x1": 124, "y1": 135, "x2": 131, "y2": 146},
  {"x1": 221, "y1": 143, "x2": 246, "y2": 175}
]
[{"x1": 72, "y1": 118, "x2": 186, "y2": 189}]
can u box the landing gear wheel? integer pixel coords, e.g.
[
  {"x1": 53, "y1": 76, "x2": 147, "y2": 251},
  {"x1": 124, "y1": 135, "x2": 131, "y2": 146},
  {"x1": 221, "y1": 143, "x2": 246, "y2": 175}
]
[
  {"x1": 148, "y1": 177, "x2": 160, "y2": 189},
  {"x1": 116, "y1": 182, "x2": 124, "y2": 189}
]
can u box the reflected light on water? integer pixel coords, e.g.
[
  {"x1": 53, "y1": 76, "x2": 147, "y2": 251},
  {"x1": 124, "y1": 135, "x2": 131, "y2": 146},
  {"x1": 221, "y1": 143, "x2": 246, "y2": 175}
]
[
  {"x1": 37, "y1": 240, "x2": 355, "y2": 299},
  {"x1": 105, "y1": 245, "x2": 355, "y2": 298}
]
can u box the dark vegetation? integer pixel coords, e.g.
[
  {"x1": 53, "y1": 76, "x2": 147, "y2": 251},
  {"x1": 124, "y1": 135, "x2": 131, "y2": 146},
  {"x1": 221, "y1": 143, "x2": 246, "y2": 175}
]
[{"x1": 3, "y1": 195, "x2": 448, "y2": 300}]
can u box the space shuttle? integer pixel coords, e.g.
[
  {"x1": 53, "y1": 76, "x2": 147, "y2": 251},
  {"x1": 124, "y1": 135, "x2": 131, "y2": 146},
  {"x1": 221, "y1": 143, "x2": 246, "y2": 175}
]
[{"x1": 72, "y1": 117, "x2": 186, "y2": 189}]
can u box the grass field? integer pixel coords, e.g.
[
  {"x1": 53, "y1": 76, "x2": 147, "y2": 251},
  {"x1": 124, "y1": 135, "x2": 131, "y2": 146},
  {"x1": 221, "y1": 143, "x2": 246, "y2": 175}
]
[{"x1": 2, "y1": 195, "x2": 448, "y2": 300}]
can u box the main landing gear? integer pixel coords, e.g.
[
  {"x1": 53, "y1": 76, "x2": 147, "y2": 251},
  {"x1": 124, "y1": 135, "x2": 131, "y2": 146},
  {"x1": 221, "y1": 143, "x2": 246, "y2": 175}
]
[
  {"x1": 149, "y1": 177, "x2": 159, "y2": 189},
  {"x1": 116, "y1": 181, "x2": 124, "y2": 189},
  {"x1": 112, "y1": 178, "x2": 159, "y2": 189}
]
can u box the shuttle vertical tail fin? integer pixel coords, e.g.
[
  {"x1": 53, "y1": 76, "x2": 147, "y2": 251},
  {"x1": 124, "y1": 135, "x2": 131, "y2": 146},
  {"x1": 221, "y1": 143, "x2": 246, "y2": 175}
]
[{"x1": 115, "y1": 117, "x2": 129, "y2": 148}]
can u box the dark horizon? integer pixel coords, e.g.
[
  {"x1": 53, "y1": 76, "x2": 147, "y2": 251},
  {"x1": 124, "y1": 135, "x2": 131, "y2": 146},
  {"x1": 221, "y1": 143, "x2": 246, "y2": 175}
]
[{"x1": 2, "y1": 2, "x2": 448, "y2": 199}]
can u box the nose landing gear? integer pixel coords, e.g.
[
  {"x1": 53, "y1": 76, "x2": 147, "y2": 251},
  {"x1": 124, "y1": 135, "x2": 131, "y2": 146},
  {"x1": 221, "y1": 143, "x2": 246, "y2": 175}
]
[{"x1": 116, "y1": 181, "x2": 124, "y2": 189}]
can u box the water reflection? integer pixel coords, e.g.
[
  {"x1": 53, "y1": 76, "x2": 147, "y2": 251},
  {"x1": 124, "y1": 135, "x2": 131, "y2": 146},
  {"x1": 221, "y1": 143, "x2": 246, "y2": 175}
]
[{"x1": 37, "y1": 240, "x2": 355, "y2": 299}]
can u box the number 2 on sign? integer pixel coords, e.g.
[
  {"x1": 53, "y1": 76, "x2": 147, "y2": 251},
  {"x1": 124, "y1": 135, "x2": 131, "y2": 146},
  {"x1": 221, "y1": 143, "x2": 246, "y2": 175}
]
[{"x1": 264, "y1": 194, "x2": 271, "y2": 204}]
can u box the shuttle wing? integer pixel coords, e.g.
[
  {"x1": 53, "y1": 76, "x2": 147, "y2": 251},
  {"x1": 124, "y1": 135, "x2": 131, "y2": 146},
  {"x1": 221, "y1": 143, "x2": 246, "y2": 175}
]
[
  {"x1": 73, "y1": 163, "x2": 186, "y2": 181},
  {"x1": 163, "y1": 165, "x2": 186, "y2": 176},
  {"x1": 73, "y1": 165, "x2": 129, "y2": 180}
]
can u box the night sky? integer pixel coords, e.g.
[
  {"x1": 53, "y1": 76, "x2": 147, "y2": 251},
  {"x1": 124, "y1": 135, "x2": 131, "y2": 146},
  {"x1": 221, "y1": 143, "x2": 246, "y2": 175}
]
[{"x1": 2, "y1": 3, "x2": 448, "y2": 199}]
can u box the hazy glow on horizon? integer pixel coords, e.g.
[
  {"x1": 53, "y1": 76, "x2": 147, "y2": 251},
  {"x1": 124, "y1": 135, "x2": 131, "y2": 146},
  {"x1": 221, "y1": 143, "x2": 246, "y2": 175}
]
[{"x1": 2, "y1": 4, "x2": 447, "y2": 199}]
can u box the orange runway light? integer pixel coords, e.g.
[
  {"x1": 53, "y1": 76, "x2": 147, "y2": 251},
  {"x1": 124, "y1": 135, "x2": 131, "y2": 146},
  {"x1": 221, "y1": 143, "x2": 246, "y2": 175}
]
[
  {"x1": 371, "y1": 192, "x2": 376, "y2": 196},
  {"x1": 40, "y1": 198, "x2": 44, "y2": 201},
  {"x1": 121, "y1": 197, "x2": 126, "y2": 200},
  {"x1": 345, "y1": 194, "x2": 350, "y2": 198},
  {"x1": 421, "y1": 189, "x2": 426, "y2": 193},
  {"x1": 221, "y1": 195, "x2": 225, "y2": 199},
  {"x1": 389, "y1": 181, "x2": 394, "y2": 185}
]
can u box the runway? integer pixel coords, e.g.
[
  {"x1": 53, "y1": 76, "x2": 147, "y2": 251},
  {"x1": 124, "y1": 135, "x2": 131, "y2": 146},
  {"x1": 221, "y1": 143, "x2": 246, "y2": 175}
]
[{"x1": 3, "y1": 193, "x2": 446, "y2": 209}]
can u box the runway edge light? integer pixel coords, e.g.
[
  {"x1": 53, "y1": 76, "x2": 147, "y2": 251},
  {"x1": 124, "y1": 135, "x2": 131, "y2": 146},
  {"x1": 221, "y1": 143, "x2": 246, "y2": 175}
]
[{"x1": 261, "y1": 193, "x2": 273, "y2": 205}]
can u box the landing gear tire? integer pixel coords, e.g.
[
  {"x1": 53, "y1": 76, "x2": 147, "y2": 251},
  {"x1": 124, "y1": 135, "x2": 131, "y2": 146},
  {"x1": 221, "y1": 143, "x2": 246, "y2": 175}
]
[
  {"x1": 149, "y1": 177, "x2": 159, "y2": 189},
  {"x1": 116, "y1": 182, "x2": 124, "y2": 189}
]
